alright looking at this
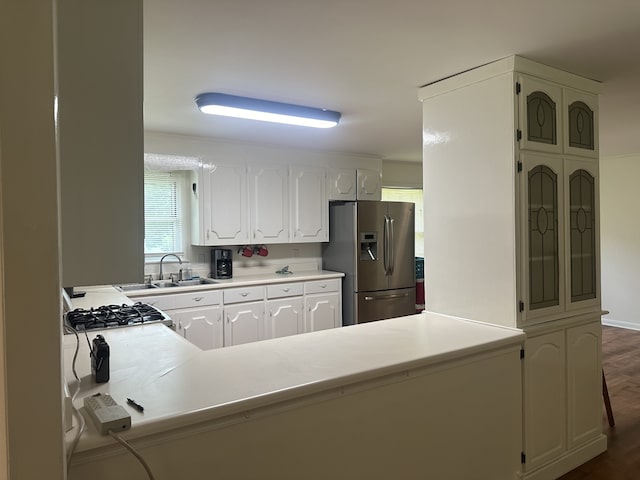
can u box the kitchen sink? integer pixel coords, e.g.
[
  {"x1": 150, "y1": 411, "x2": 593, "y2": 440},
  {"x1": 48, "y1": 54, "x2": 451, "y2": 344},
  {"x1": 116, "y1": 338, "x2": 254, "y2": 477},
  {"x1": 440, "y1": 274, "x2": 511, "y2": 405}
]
[
  {"x1": 116, "y1": 283, "x2": 159, "y2": 292},
  {"x1": 116, "y1": 278, "x2": 218, "y2": 292}
]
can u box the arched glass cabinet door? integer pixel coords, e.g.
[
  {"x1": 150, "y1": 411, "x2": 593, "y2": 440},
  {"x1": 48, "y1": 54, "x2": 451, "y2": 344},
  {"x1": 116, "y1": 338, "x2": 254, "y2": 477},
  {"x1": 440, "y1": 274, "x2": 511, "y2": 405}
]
[
  {"x1": 528, "y1": 165, "x2": 560, "y2": 310},
  {"x1": 569, "y1": 169, "x2": 596, "y2": 301},
  {"x1": 568, "y1": 101, "x2": 595, "y2": 151},
  {"x1": 527, "y1": 91, "x2": 557, "y2": 146}
]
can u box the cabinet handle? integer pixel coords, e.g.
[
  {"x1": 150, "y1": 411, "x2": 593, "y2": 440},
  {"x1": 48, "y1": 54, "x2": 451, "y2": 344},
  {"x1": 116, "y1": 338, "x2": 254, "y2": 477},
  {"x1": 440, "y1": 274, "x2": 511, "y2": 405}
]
[
  {"x1": 283, "y1": 288, "x2": 290, "y2": 292},
  {"x1": 178, "y1": 321, "x2": 182, "y2": 330},
  {"x1": 193, "y1": 297, "x2": 203, "y2": 302},
  {"x1": 319, "y1": 284, "x2": 327, "y2": 288},
  {"x1": 240, "y1": 292, "x2": 249, "y2": 297}
]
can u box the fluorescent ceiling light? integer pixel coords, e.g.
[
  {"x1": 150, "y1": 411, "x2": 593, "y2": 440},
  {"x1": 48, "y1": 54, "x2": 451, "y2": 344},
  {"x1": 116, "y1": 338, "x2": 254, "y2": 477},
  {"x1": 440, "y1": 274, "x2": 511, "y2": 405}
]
[{"x1": 195, "y1": 93, "x2": 341, "y2": 128}]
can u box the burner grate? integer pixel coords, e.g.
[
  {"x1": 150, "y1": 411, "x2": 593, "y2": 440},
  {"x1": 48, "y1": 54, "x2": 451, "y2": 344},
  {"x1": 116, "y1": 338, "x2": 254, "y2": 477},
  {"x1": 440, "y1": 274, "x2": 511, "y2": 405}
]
[{"x1": 66, "y1": 302, "x2": 168, "y2": 331}]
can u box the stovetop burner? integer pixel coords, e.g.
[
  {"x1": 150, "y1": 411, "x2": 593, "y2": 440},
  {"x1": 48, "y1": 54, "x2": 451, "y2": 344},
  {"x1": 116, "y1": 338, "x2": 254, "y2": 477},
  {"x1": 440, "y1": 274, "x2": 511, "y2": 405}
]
[{"x1": 66, "y1": 302, "x2": 169, "y2": 331}]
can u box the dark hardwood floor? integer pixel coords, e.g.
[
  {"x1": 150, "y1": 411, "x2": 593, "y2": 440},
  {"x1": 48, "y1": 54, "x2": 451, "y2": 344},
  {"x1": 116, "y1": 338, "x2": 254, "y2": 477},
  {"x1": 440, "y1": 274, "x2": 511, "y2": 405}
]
[{"x1": 559, "y1": 325, "x2": 640, "y2": 479}]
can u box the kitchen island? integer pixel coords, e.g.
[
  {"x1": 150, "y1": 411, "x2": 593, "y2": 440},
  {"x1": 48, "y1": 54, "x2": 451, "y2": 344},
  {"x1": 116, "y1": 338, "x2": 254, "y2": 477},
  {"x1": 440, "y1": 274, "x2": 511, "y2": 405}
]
[{"x1": 65, "y1": 307, "x2": 525, "y2": 480}]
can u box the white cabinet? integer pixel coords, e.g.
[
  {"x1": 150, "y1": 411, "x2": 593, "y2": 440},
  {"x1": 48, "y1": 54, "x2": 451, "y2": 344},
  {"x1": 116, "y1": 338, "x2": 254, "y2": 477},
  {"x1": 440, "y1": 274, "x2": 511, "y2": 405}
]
[
  {"x1": 173, "y1": 305, "x2": 223, "y2": 350},
  {"x1": 193, "y1": 163, "x2": 328, "y2": 245},
  {"x1": 523, "y1": 330, "x2": 566, "y2": 471},
  {"x1": 248, "y1": 164, "x2": 290, "y2": 243},
  {"x1": 265, "y1": 283, "x2": 304, "y2": 339},
  {"x1": 191, "y1": 163, "x2": 249, "y2": 246},
  {"x1": 419, "y1": 56, "x2": 605, "y2": 478},
  {"x1": 303, "y1": 279, "x2": 342, "y2": 332},
  {"x1": 356, "y1": 168, "x2": 382, "y2": 201},
  {"x1": 327, "y1": 167, "x2": 382, "y2": 201},
  {"x1": 290, "y1": 166, "x2": 328, "y2": 242},
  {"x1": 223, "y1": 286, "x2": 265, "y2": 346},
  {"x1": 566, "y1": 320, "x2": 602, "y2": 449},
  {"x1": 135, "y1": 290, "x2": 223, "y2": 350}
]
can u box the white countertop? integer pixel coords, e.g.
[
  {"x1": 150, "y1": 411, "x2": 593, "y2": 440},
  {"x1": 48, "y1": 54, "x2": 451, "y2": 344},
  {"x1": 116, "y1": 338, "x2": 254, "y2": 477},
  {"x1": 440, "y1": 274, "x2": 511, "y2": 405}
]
[{"x1": 65, "y1": 312, "x2": 524, "y2": 455}]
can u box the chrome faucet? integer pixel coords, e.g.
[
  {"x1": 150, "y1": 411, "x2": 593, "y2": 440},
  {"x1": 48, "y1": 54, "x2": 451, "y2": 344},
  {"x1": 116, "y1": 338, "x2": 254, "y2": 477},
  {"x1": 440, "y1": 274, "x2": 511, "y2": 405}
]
[{"x1": 159, "y1": 254, "x2": 182, "y2": 280}]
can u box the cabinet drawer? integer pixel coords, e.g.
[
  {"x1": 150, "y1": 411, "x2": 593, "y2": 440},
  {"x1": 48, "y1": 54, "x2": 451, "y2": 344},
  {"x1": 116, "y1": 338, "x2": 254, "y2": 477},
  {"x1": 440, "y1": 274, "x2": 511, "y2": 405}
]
[
  {"x1": 267, "y1": 282, "x2": 303, "y2": 299},
  {"x1": 135, "y1": 290, "x2": 222, "y2": 311},
  {"x1": 304, "y1": 278, "x2": 341, "y2": 295},
  {"x1": 223, "y1": 286, "x2": 265, "y2": 304}
]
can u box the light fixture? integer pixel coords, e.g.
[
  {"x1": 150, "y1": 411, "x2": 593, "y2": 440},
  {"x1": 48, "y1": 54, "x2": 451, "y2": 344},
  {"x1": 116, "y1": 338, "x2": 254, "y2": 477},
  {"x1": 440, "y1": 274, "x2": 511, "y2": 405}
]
[{"x1": 195, "y1": 92, "x2": 341, "y2": 129}]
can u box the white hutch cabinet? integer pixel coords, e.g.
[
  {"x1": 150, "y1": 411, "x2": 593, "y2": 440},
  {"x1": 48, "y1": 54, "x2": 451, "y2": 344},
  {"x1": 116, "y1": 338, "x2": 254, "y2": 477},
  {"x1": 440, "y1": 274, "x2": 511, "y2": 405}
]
[{"x1": 419, "y1": 55, "x2": 605, "y2": 480}]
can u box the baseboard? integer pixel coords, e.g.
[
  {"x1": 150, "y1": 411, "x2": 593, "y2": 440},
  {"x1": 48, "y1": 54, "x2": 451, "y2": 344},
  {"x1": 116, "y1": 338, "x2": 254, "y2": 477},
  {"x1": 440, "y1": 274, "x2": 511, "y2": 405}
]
[
  {"x1": 601, "y1": 318, "x2": 640, "y2": 331},
  {"x1": 518, "y1": 434, "x2": 607, "y2": 480}
]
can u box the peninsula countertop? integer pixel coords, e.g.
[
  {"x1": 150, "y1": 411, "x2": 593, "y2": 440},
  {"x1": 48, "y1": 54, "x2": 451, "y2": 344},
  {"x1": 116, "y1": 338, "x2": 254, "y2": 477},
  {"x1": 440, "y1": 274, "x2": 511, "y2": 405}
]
[{"x1": 64, "y1": 311, "x2": 524, "y2": 458}]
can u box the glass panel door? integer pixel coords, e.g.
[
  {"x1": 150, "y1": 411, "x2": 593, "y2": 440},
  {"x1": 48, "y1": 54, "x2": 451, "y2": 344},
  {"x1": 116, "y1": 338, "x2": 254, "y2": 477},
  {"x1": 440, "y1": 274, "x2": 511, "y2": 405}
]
[{"x1": 569, "y1": 169, "x2": 596, "y2": 301}]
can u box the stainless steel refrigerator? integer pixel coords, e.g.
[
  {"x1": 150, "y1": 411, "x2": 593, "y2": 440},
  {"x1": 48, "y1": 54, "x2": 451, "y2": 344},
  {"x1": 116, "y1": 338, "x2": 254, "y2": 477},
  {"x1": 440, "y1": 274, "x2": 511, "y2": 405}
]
[{"x1": 322, "y1": 201, "x2": 416, "y2": 325}]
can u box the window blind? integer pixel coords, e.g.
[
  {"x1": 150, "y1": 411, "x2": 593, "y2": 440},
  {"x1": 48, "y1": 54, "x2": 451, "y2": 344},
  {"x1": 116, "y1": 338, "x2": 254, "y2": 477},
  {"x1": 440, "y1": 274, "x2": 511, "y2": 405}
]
[{"x1": 144, "y1": 170, "x2": 183, "y2": 255}]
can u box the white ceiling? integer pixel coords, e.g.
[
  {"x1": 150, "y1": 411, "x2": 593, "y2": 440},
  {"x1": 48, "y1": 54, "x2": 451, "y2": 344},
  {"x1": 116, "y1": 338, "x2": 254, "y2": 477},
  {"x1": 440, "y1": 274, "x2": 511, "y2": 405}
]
[{"x1": 144, "y1": 0, "x2": 640, "y2": 163}]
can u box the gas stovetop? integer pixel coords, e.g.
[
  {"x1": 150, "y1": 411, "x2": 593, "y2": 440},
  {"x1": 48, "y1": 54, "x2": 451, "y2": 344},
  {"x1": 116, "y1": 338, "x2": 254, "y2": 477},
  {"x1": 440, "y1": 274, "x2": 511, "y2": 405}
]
[{"x1": 65, "y1": 302, "x2": 171, "y2": 332}]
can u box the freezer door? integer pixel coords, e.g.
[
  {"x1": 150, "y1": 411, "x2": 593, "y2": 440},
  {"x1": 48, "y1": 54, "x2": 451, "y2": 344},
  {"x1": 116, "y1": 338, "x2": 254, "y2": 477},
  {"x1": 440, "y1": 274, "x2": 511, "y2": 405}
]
[
  {"x1": 356, "y1": 287, "x2": 417, "y2": 323},
  {"x1": 356, "y1": 201, "x2": 388, "y2": 292},
  {"x1": 386, "y1": 202, "x2": 416, "y2": 289}
]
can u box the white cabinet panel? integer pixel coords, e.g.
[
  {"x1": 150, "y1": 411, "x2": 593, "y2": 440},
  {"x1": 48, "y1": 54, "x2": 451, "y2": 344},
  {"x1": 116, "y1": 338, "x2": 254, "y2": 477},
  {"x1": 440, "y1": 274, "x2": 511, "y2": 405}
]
[
  {"x1": 523, "y1": 330, "x2": 566, "y2": 471},
  {"x1": 518, "y1": 75, "x2": 563, "y2": 155},
  {"x1": 265, "y1": 297, "x2": 304, "y2": 339},
  {"x1": 567, "y1": 320, "x2": 602, "y2": 449},
  {"x1": 224, "y1": 301, "x2": 264, "y2": 346},
  {"x1": 173, "y1": 305, "x2": 223, "y2": 350},
  {"x1": 248, "y1": 164, "x2": 289, "y2": 243},
  {"x1": 328, "y1": 168, "x2": 357, "y2": 201},
  {"x1": 356, "y1": 168, "x2": 382, "y2": 201},
  {"x1": 290, "y1": 166, "x2": 328, "y2": 242},
  {"x1": 223, "y1": 286, "x2": 265, "y2": 304},
  {"x1": 305, "y1": 293, "x2": 341, "y2": 332},
  {"x1": 266, "y1": 283, "x2": 304, "y2": 299}
]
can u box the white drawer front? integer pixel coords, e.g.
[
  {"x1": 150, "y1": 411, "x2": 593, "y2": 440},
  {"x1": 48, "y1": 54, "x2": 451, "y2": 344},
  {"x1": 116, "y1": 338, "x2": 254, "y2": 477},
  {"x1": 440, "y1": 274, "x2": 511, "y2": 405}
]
[
  {"x1": 304, "y1": 278, "x2": 341, "y2": 295},
  {"x1": 267, "y1": 283, "x2": 304, "y2": 299},
  {"x1": 223, "y1": 286, "x2": 265, "y2": 304},
  {"x1": 135, "y1": 290, "x2": 222, "y2": 310}
]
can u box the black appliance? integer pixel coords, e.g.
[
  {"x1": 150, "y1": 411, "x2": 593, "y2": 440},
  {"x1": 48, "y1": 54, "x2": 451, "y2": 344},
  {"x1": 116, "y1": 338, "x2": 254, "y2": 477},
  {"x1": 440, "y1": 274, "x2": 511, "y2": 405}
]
[
  {"x1": 65, "y1": 302, "x2": 170, "y2": 331},
  {"x1": 211, "y1": 248, "x2": 233, "y2": 279}
]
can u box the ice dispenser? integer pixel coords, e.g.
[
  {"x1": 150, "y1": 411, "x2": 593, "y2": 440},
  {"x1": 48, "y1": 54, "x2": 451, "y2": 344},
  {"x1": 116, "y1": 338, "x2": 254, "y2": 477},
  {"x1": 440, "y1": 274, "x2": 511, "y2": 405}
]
[{"x1": 360, "y1": 232, "x2": 378, "y2": 260}]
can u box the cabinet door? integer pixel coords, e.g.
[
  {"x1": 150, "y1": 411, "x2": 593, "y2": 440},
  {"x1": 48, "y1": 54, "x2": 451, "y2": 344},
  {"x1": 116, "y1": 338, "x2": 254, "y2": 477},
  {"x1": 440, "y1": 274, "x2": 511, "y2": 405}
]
[
  {"x1": 202, "y1": 163, "x2": 250, "y2": 245},
  {"x1": 290, "y1": 166, "x2": 328, "y2": 242},
  {"x1": 523, "y1": 330, "x2": 566, "y2": 472},
  {"x1": 518, "y1": 75, "x2": 563, "y2": 154},
  {"x1": 565, "y1": 159, "x2": 600, "y2": 313},
  {"x1": 172, "y1": 305, "x2": 223, "y2": 350},
  {"x1": 328, "y1": 168, "x2": 357, "y2": 201},
  {"x1": 563, "y1": 88, "x2": 598, "y2": 158},
  {"x1": 224, "y1": 301, "x2": 264, "y2": 346},
  {"x1": 567, "y1": 320, "x2": 602, "y2": 449},
  {"x1": 304, "y1": 293, "x2": 341, "y2": 332},
  {"x1": 520, "y1": 153, "x2": 565, "y2": 324},
  {"x1": 265, "y1": 297, "x2": 304, "y2": 339},
  {"x1": 248, "y1": 164, "x2": 290, "y2": 243},
  {"x1": 356, "y1": 168, "x2": 382, "y2": 201}
]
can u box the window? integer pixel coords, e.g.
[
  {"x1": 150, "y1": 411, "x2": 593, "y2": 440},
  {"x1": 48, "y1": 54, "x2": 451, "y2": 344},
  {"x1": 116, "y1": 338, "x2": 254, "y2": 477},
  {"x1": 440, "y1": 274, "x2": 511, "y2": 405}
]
[
  {"x1": 381, "y1": 187, "x2": 424, "y2": 257},
  {"x1": 144, "y1": 170, "x2": 184, "y2": 256}
]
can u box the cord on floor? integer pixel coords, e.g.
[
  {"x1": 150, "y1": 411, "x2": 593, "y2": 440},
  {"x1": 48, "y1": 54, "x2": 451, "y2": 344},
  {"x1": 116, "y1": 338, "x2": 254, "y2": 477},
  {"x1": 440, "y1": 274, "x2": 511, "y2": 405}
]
[{"x1": 108, "y1": 430, "x2": 156, "y2": 480}]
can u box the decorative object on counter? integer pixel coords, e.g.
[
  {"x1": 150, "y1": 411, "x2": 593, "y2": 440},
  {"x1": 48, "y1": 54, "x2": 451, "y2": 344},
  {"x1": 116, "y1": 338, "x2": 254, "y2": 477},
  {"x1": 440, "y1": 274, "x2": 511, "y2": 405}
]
[
  {"x1": 238, "y1": 245, "x2": 253, "y2": 257},
  {"x1": 254, "y1": 244, "x2": 268, "y2": 257},
  {"x1": 195, "y1": 92, "x2": 341, "y2": 129},
  {"x1": 275, "y1": 265, "x2": 292, "y2": 275}
]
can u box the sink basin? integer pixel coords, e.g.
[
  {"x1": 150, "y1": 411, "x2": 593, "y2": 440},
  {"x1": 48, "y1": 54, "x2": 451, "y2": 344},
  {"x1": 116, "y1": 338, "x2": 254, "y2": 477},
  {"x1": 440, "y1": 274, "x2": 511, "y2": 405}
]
[
  {"x1": 152, "y1": 281, "x2": 180, "y2": 288},
  {"x1": 116, "y1": 283, "x2": 158, "y2": 292},
  {"x1": 176, "y1": 278, "x2": 218, "y2": 287}
]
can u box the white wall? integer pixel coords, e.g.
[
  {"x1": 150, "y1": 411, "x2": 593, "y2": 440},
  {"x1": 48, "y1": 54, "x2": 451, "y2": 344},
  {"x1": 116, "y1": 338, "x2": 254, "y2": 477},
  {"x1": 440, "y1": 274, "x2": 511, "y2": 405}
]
[
  {"x1": 0, "y1": 1, "x2": 65, "y2": 478},
  {"x1": 382, "y1": 160, "x2": 423, "y2": 188},
  {"x1": 600, "y1": 154, "x2": 640, "y2": 330}
]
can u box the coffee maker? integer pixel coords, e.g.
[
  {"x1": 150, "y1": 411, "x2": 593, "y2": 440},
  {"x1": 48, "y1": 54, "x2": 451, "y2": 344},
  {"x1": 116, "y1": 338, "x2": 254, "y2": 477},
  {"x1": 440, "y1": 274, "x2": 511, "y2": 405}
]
[{"x1": 211, "y1": 248, "x2": 233, "y2": 279}]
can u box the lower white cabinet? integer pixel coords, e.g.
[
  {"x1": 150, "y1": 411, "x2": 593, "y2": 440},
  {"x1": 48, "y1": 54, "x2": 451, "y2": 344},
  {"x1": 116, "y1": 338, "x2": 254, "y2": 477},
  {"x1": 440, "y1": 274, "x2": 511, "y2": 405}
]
[
  {"x1": 173, "y1": 305, "x2": 223, "y2": 350},
  {"x1": 304, "y1": 279, "x2": 342, "y2": 332},
  {"x1": 522, "y1": 318, "x2": 603, "y2": 475},
  {"x1": 133, "y1": 276, "x2": 343, "y2": 349}
]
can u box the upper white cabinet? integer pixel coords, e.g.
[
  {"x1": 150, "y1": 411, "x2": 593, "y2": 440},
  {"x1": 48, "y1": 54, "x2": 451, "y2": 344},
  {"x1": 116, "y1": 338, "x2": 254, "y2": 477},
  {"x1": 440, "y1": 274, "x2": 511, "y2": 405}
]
[
  {"x1": 192, "y1": 163, "x2": 249, "y2": 246},
  {"x1": 290, "y1": 166, "x2": 328, "y2": 242},
  {"x1": 327, "y1": 168, "x2": 382, "y2": 201},
  {"x1": 192, "y1": 163, "x2": 328, "y2": 245},
  {"x1": 249, "y1": 164, "x2": 290, "y2": 243}
]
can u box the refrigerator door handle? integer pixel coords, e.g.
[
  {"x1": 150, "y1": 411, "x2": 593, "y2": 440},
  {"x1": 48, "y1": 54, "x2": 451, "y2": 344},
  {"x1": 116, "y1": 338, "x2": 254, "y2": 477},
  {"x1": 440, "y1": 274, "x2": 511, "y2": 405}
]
[
  {"x1": 364, "y1": 293, "x2": 410, "y2": 301},
  {"x1": 383, "y1": 215, "x2": 391, "y2": 275},
  {"x1": 388, "y1": 216, "x2": 395, "y2": 275}
]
